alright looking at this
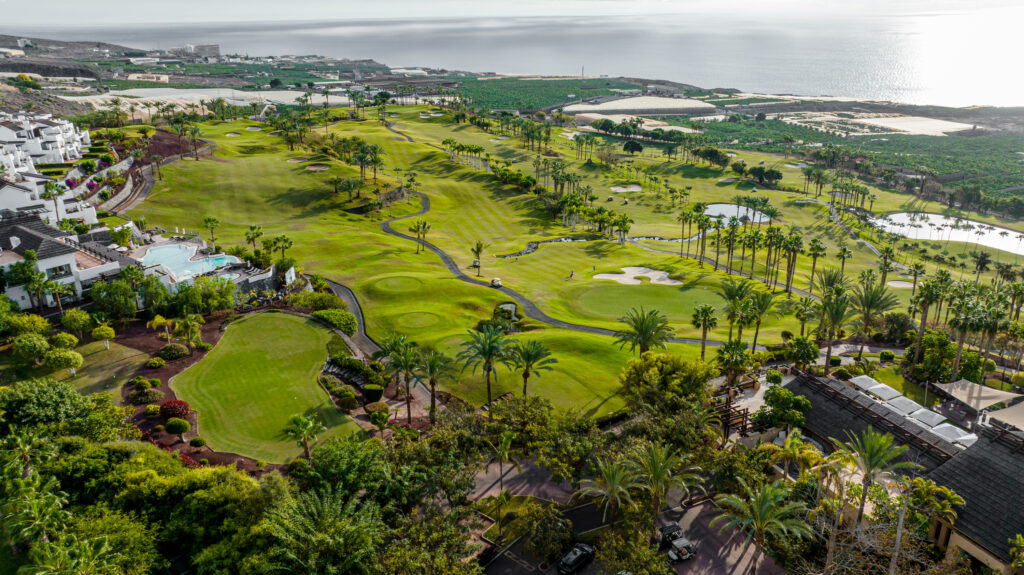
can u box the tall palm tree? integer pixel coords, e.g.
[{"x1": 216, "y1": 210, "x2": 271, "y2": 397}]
[
  {"x1": 819, "y1": 292, "x2": 854, "y2": 368},
  {"x1": 245, "y1": 225, "x2": 263, "y2": 252},
  {"x1": 911, "y1": 279, "x2": 942, "y2": 365},
  {"x1": 836, "y1": 244, "x2": 853, "y2": 275},
  {"x1": 852, "y1": 281, "x2": 899, "y2": 359},
  {"x1": 747, "y1": 291, "x2": 779, "y2": 352},
  {"x1": 203, "y1": 216, "x2": 220, "y2": 243},
  {"x1": 415, "y1": 350, "x2": 456, "y2": 425},
  {"x1": 506, "y1": 339, "x2": 557, "y2": 396},
  {"x1": 716, "y1": 338, "x2": 750, "y2": 386},
  {"x1": 613, "y1": 307, "x2": 674, "y2": 355},
  {"x1": 691, "y1": 304, "x2": 718, "y2": 360},
  {"x1": 146, "y1": 314, "x2": 174, "y2": 342},
  {"x1": 806, "y1": 238, "x2": 827, "y2": 294},
  {"x1": 387, "y1": 343, "x2": 420, "y2": 424},
  {"x1": 274, "y1": 235, "x2": 293, "y2": 259},
  {"x1": 711, "y1": 479, "x2": 812, "y2": 575},
  {"x1": 470, "y1": 240, "x2": 488, "y2": 277},
  {"x1": 573, "y1": 456, "x2": 640, "y2": 524},
  {"x1": 41, "y1": 181, "x2": 63, "y2": 224},
  {"x1": 284, "y1": 413, "x2": 327, "y2": 461},
  {"x1": 717, "y1": 278, "x2": 754, "y2": 339},
  {"x1": 879, "y1": 245, "x2": 895, "y2": 284},
  {"x1": 831, "y1": 429, "x2": 922, "y2": 525},
  {"x1": 43, "y1": 280, "x2": 73, "y2": 316},
  {"x1": 630, "y1": 443, "x2": 703, "y2": 542},
  {"x1": 457, "y1": 325, "x2": 511, "y2": 420},
  {"x1": 484, "y1": 431, "x2": 521, "y2": 536},
  {"x1": 173, "y1": 313, "x2": 205, "y2": 350}
]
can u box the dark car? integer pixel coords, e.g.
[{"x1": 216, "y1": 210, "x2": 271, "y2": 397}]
[
  {"x1": 659, "y1": 523, "x2": 696, "y2": 562},
  {"x1": 558, "y1": 543, "x2": 595, "y2": 574}
]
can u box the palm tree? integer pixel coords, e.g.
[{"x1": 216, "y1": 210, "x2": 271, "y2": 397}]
[
  {"x1": 172, "y1": 313, "x2": 205, "y2": 350},
  {"x1": 387, "y1": 343, "x2": 420, "y2": 424},
  {"x1": 747, "y1": 291, "x2": 778, "y2": 352},
  {"x1": 852, "y1": 281, "x2": 899, "y2": 359},
  {"x1": 457, "y1": 325, "x2": 511, "y2": 420},
  {"x1": 711, "y1": 479, "x2": 812, "y2": 575},
  {"x1": 415, "y1": 350, "x2": 456, "y2": 424},
  {"x1": 41, "y1": 181, "x2": 63, "y2": 224},
  {"x1": 203, "y1": 217, "x2": 220, "y2": 243},
  {"x1": 832, "y1": 429, "x2": 923, "y2": 525},
  {"x1": 614, "y1": 307, "x2": 674, "y2": 355},
  {"x1": 716, "y1": 338, "x2": 750, "y2": 386},
  {"x1": 43, "y1": 280, "x2": 73, "y2": 316},
  {"x1": 836, "y1": 244, "x2": 853, "y2": 275},
  {"x1": 274, "y1": 235, "x2": 293, "y2": 259},
  {"x1": 879, "y1": 245, "x2": 895, "y2": 284},
  {"x1": 408, "y1": 220, "x2": 431, "y2": 254},
  {"x1": 908, "y1": 261, "x2": 927, "y2": 297},
  {"x1": 717, "y1": 277, "x2": 754, "y2": 339},
  {"x1": 245, "y1": 224, "x2": 263, "y2": 252},
  {"x1": 284, "y1": 413, "x2": 327, "y2": 461},
  {"x1": 484, "y1": 431, "x2": 521, "y2": 536},
  {"x1": 949, "y1": 300, "x2": 984, "y2": 382},
  {"x1": 631, "y1": 443, "x2": 703, "y2": 542},
  {"x1": 691, "y1": 304, "x2": 718, "y2": 360},
  {"x1": 806, "y1": 238, "x2": 827, "y2": 294},
  {"x1": 470, "y1": 240, "x2": 488, "y2": 277},
  {"x1": 820, "y1": 292, "x2": 854, "y2": 368},
  {"x1": 573, "y1": 456, "x2": 640, "y2": 524},
  {"x1": 911, "y1": 279, "x2": 942, "y2": 365},
  {"x1": 146, "y1": 314, "x2": 174, "y2": 342},
  {"x1": 506, "y1": 339, "x2": 557, "y2": 396}
]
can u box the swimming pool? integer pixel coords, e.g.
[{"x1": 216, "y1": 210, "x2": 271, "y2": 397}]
[{"x1": 142, "y1": 244, "x2": 240, "y2": 281}]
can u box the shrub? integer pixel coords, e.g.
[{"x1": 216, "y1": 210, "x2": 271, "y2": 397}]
[
  {"x1": 311, "y1": 309, "x2": 358, "y2": 335},
  {"x1": 336, "y1": 394, "x2": 358, "y2": 412},
  {"x1": 199, "y1": 458, "x2": 209, "y2": 466},
  {"x1": 43, "y1": 349, "x2": 84, "y2": 374},
  {"x1": 879, "y1": 350, "x2": 896, "y2": 362},
  {"x1": 9, "y1": 314, "x2": 52, "y2": 337},
  {"x1": 829, "y1": 356, "x2": 842, "y2": 367},
  {"x1": 363, "y1": 384, "x2": 384, "y2": 403},
  {"x1": 765, "y1": 369, "x2": 783, "y2": 385},
  {"x1": 369, "y1": 361, "x2": 385, "y2": 373},
  {"x1": 832, "y1": 368, "x2": 852, "y2": 380},
  {"x1": 149, "y1": 378, "x2": 161, "y2": 387},
  {"x1": 159, "y1": 400, "x2": 191, "y2": 419},
  {"x1": 196, "y1": 342, "x2": 212, "y2": 352},
  {"x1": 364, "y1": 401, "x2": 388, "y2": 415},
  {"x1": 189, "y1": 437, "x2": 207, "y2": 447},
  {"x1": 1012, "y1": 372, "x2": 1024, "y2": 388},
  {"x1": 156, "y1": 344, "x2": 189, "y2": 360},
  {"x1": 146, "y1": 357, "x2": 166, "y2": 368},
  {"x1": 12, "y1": 334, "x2": 50, "y2": 364},
  {"x1": 165, "y1": 417, "x2": 190, "y2": 438},
  {"x1": 153, "y1": 425, "x2": 165, "y2": 432},
  {"x1": 50, "y1": 332, "x2": 79, "y2": 349},
  {"x1": 256, "y1": 460, "x2": 267, "y2": 469},
  {"x1": 133, "y1": 378, "x2": 151, "y2": 391},
  {"x1": 128, "y1": 388, "x2": 162, "y2": 405},
  {"x1": 291, "y1": 291, "x2": 346, "y2": 311},
  {"x1": 318, "y1": 373, "x2": 341, "y2": 387},
  {"x1": 144, "y1": 404, "x2": 161, "y2": 419},
  {"x1": 327, "y1": 334, "x2": 349, "y2": 358}
]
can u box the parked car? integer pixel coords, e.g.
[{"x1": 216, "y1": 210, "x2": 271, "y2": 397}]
[
  {"x1": 558, "y1": 543, "x2": 595, "y2": 574},
  {"x1": 490, "y1": 277, "x2": 502, "y2": 288},
  {"x1": 659, "y1": 523, "x2": 696, "y2": 562}
]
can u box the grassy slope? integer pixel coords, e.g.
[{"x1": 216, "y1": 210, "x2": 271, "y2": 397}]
[{"x1": 171, "y1": 313, "x2": 358, "y2": 462}]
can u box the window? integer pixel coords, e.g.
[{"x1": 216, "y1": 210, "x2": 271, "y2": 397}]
[{"x1": 45, "y1": 265, "x2": 71, "y2": 279}]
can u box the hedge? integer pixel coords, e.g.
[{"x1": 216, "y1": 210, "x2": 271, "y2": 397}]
[
  {"x1": 363, "y1": 384, "x2": 384, "y2": 403},
  {"x1": 333, "y1": 356, "x2": 387, "y2": 387},
  {"x1": 879, "y1": 350, "x2": 896, "y2": 362},
  {"x1": 189, "y1": 437, "x2": 207, "y2": 447},
  {"x1": 147, "y1": 357, "x2": 166, "y2": 368},
  {"x1": 311, "y1": 309, "x2": 358, "y2": 336},
  {"x1": 127, "y1": 388, "x2": 162, "y2": 405},
  {"x1": 335, "y1": 394, "x2": 358, "y2": 412},
  {"x1": 364, "y1": 401, "x2": 388, "y2": 415}
]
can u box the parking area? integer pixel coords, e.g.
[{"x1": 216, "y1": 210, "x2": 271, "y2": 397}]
[{"x1": 484, "y1": 501, "x2": 782, "y2": 575}]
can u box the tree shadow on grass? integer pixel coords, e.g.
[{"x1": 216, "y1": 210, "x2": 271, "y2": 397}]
[
  {"x1": 582, "y1": 241, "x2": 620, "y2": 260},
  {"x1": 266, "y1": 186, "x2": 336, "y2": 217}
]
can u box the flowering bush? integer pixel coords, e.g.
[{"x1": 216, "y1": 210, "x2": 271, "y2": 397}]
[
  {"x1": 98, "y1": 160, "x2": 110, "y2": 170},
  {"x1": 159, "y1": 399, "x2": 191, "y2": 419},
  {"x1": 86, "y1": 181, "x2": 98, "y2": 191}
]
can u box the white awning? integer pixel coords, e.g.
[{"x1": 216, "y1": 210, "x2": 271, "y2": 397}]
[
  {"x1": 933, "y1": 379, "x2": 1021, "y2": 411},
  {"x1": 866, "y1": 383, "x2": 902, "y2": 401},
  {"x1": 988, "y1": 401, "x2": 1024, "y2": 431},
  {"x1": 953, "y1": 433, "x2": 978, "y2": 448},
  {"x1": 850, "y1": 375, "x2": 880, "y2": 391},
  {"x1": 886, "y1": 396, "x2": 924, "y2": 416},
  {"x1": 907, "y1": 408, "x2": 946, "y2": 428},
  {"x1": 931, "y1": 422, "x2": 970, "y2": 442}
]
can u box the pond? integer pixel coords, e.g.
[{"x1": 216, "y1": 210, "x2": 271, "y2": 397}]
[
  {"x1": 872, "y1": 212, "x2": 1024, "y2": 256},
  {"x1": 704, "y1": 203, "x2": 769, "y2": 224}
]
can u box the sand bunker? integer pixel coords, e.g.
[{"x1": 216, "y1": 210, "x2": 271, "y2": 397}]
[
  {"x1": 388, "y1": 113, "x2": 401, "y2": 117},
  {"x1": 429, "y1": 112, "x2": 444, "y2": 117},
  {"x1": 560, "y1": 130, "x2": 582, "y2": 140},
  {"x1": 489, "y1": 136, "x2": 510, "y2": 142},
  {"x1": 305, "y1": 164, "x2": 330, "y2": 171},
  {"x1": 786, "y1": 162, "x2": 809, "y2": 169},
  {"x1": 594, "y1": 266, "x2": 682, "y2": 285},
  {"x1": 286, "y1": 157, "x2": 308, "y2": 163},
  {"x1": 225, "y1": 133, "x2": 241, "y2": 137},
  {"x1": 718, "y1": 177, "x2": 739, "y2": 183},
  {"x1": 611, "y1": 184, "x2": 642, "y2": 193},
  {"x1": 887, "y1": 281, "x2": 915, "y2": 288},
  {"x1": 246, "y1": 126, "x2": 263, "y2": 131}
]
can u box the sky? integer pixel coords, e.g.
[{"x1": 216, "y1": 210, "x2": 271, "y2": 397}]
[{"x1": 2, "y1": 0, "x2": 1016, "y2": 26}]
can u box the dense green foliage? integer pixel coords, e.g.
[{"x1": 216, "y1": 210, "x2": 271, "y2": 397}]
[{"x1": 455, "y1": 77, "x2": 642, "y2": 110}]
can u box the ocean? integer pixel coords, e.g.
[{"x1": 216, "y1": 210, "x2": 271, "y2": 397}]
[{"x1": 9, "y1": 8, "x2": 1024, "y2": 107}]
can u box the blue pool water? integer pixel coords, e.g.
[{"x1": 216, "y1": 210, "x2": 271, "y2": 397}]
[{"x1": 142, "y1": 244, "x2": 239, "y2": 280}]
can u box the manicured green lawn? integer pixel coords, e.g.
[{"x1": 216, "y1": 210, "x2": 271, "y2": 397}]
[
  {"x1": 873, "y1": 366, "x2": 940, "y2": 407},
  {"x1": 66, "y1": 341, "x2": 150, "y2": 395},
  {"x1": 171, "y1": 312, "x2": 359, "y2": 462}
]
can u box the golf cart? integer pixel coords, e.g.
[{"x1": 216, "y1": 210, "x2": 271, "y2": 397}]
[{"x1": 659, "y1": 523, "x2": 696, "y2": 562}]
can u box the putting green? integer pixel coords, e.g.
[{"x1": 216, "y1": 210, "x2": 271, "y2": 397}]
[
  {"x1": 370, "y1": 275, "x2": 424, "y2": 293},
  {"x1": 572, "y1": 282, "x2": 723, "y2": 323},
  {"x1": 395, "y1": 311, "x2": 441, "y2": 329},
  {"x1": 172, "y1": 312, "x2": 359, "y2": 463}
]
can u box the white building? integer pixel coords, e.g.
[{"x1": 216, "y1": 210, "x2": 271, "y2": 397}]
[
  {"x1": 0, "y1": 215, "x2": 121, "y2": 310},
  {"x1": 0, "y1": 111, "x2": 98, "y2": 225}
]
